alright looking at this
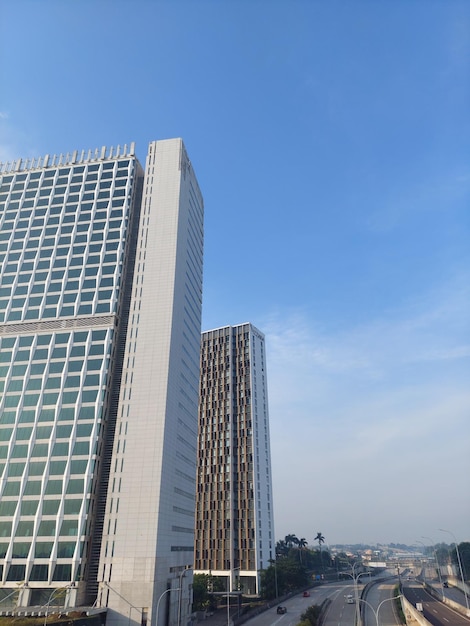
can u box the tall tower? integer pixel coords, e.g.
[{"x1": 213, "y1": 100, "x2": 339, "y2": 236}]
[
  {"x1": 0, "y1": 139, "x2": 204, "y2": 626},
  {"x1": 195, "y1": 324, "x2": 275, "y2": 596}
]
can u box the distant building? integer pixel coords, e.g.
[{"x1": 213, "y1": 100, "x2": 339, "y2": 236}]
[
  {"x1": 0, "y1": 139, "x2": 204, "y2": 626},
  {"x1": 194, "y1": 324, "x2": 275, "y2": 595}
]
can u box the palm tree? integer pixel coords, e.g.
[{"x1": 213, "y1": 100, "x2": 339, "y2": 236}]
[
  {"x1": 285, "y1": 534, "x2": 298, "y2": 548},
  {"x1": 298, "y1": 537, "x2": 308, "y2": 565},
  {"x1": 276, "y1": 539, "x2": 288, "y2": 558},
  {"x1": 315, "y1": 532, "x2": 325, "y2": 569}
]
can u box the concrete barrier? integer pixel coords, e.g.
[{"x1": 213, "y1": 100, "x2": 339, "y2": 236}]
[
  {"x1": 401, "y1": 595, "x2": 431, "y2": 626},
  {"x1": 423, "y1": 580, "x2": 470, "y2": 618}
]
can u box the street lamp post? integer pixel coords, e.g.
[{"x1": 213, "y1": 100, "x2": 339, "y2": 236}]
[
  {"x1": 227, "y1": 566, "x2": 240, "y2": 626},
  {"x1": 439, "y1": 528, "x2": 470, "y2": 615},
  {"x1": 156, "y1": 587, "x2": 181, "y2": 626},
  {"x1": 0, "y1": 588, "x2": 22, "y2": 609},
  {"x1": 415, "y1": 541, "x2": 427, "y2": 582},
  {"x1": 339, "y1": 561, "x2": 371, "y2": 626},
  {"x1": 422, "y1": 536, "x2": 445, "y2": 600},
  {"x1": 177, "y1": 567, "x2": 191, "y2": 626},
  {"x1": 44, "y1": 585, "x2": 74, "y2": 626}
]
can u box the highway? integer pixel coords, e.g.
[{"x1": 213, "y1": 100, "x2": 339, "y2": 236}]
[
  {"x1": 214, "y1": 581, "x2": 356, "y2": 626},
  {"x1": 402, "y1": 580, "x2": 470, "y2": 626},
  {"x1": 248, "y1": 582, "x2": 341, "y2": 626},
  {"x1": 204, "y1": 575, "x2": 470, "y2": 626}
]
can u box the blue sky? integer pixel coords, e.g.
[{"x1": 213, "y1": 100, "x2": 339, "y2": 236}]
[{"x1": 1, "y1": 0, "x2": 469, "y2": 547}]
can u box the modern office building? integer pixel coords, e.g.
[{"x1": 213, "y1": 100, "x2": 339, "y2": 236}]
[
  {"x1": 0, "y1": 138, "x2": 204, "y2": 626},
  {"x1": 194, "y1": 324, "x2": 275, "y2": 596}
]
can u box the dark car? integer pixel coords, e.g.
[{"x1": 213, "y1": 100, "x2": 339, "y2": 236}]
[
  {"x1": 303, "y1": 591, "x2": 310, "y2": 597},
  {"x1": 443, "y1": 581, "x2": 449, "y2": 588},
  {"x1": 277, "y1": 606, "x2": 287, "y2": 614}
]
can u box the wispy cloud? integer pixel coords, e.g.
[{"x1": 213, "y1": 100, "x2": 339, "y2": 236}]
[{"x1": 262, "y1": 274, "x2": 470, "y2": 543}]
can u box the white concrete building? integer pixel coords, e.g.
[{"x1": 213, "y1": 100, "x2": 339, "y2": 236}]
[
  {"x1": 0, "y1": 139, "x2": 204, "y2": 626},
  {"x1": 194, "y1": 324, "x2": 275, "y2": 596}
]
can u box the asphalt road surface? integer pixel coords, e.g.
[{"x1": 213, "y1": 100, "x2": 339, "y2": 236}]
[
  {"x1": 362, "y1": 579, "x2": 401, "y2": 626},
  {"x1": 204, "y1": 582, "x2": 356, "y2": 626},
  {"x1": 402, "y1": 581, "x2": 470, "y2": 626}
]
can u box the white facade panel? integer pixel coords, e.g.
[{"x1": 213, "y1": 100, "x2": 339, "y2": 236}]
[{"x1": 99, "y1": 139, "x2": 203, "y2": 626}]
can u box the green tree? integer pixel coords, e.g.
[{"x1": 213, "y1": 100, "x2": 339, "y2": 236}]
[
  {"x1": 260, "y1": 556, "x2": 310, "y2": 599},
  {"x1": 276, "y1": 539, "x2": 289, "y2": 558},
  {"x1": 191, "y1": 574, "x2": 210, "y2": 611},
  {"x1": 300, "y1": 604, "x2": 322, "y2": 625},
  {"x1": 192, "y1": 574, "x2": 225, "y2": 611},
  {"x1": 260, "y1": 561, "x2": 278, "y2": 600},
  {"x1": 277, "y1": 558, "x2": 309, "y2": 591},
  {"x1": 451, "y1": 542, "x2": 470, "y2": 581}
]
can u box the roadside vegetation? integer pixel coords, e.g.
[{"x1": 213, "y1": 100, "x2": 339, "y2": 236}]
[
  {"x1": 297, "y1": 604, "x2": 322, "y2": 626},
  {"x1": 261, "y1": 532, "x2": 354, "y2": 600}
]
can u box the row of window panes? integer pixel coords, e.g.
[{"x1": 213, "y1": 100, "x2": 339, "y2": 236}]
[
  {"x1": 0, "y1": 217, "x2": 126, "y2": 242},
  {"x1": 1, "y1": 308, "x2": 111, "y2": 322},
  {"x1": 0, "y1": 303, "x2": 114, "y2": 322},
  {"x1": 1, "y1": 200, "x2": 128, "y2": 222},
  {"x1": 0, "y1": 360, "x2": 107, "y2": 375},
  {"x1": 1, "y1": 373, "x2": 102, "y2": 391},
  {"x1": 0, "y1": 440, "x2": 91, "y2": 457},
  {"x1": 1, "y1": 176, "x2": 129, "y2": 192},
  {"x1": 1, "y1": 288, "x2": 116, "y2": 303},
  {"x1": 2, "y1": 563, "x2": 75, "y2": 582},
  {"x1": 1, "y1": 336, "x2": 107, "y2": 352},
  {"x1": 0, "y1": 459, "x2": 94, "y2": 476},
  {"x1": 0, "y1": 516, "x2": 80, "y2": 533},
  {"x1": 0, "y1": 433, "x2": 93, "y2": 450},
  {"x1": 3, "y1": 220, "x2": 124, "y2": 237},
  {"x1": 0, "y1": 295, "x2": 114, "y2": 312},
  {"x1": 0, "y1": 164, "x2": 132, "y2": 196},
  {"x1": 1, "y1": 546, "x2": 77, "y2": 561},
  {"x1": 0, "y1": 164, "x2": 131, "y2": 186},
  {"x1": 3, "y1": 455, "x2": 88, "y2": 478},
  {"x1": 1, "y1": 389, "x2": 100, "y2": 407},
  {"x1": 1, "y1": 196, "x2": 126, "y2": 209},
  {"x1": 1, "y1": 203, "x2": 128, "y2": 227},
  {"x1": 0, "y1": 211, "x2": 125, "y2": 234},
  {"x1": 1, "y1": 355, "x2": 106, "y2": 368},
  {"x1": 0, "y1": 241, "x2": 119, "y2": 264},
  {"x1": 1, "y1": 232, "x2": 123, "y2": 251},
  {"x1": 2, "y1": 377, "x2": 101, "y2": 393},
  {"x1": 0, "y1": 405, "x2": 97, "y2": 424},
  {"x1": 1, "y1": 264, "x2": 119, "y2": 286},
  {"x1": 0, "y1": 499, "x2": 84, "y2": 518},
  {"x1": 0, "y1": 281, "x2": 116, "y2": 304},
  {"x1": 0, "y1": 425, "x2": 93, "y2": 442},
  {"x1": 1, "y1": 329, "x2": 108, "y2": 347},
  {"x1": 1, "y1": 203, "x2": 126, "y2": 222}
]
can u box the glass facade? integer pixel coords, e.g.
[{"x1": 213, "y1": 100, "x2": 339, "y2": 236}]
[{"x1": 0, "y1": 152, "x2": 141, "y2": 590}]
